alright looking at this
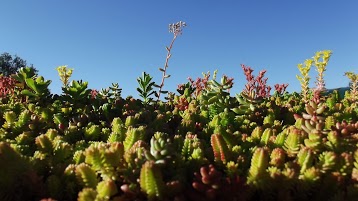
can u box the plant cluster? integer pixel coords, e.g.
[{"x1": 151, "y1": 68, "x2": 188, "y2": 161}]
[{"x1": 0, "y1": 22, "x2": 358, "y2": 201}]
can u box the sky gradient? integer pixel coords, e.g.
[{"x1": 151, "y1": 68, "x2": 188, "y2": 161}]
[{"x1": 1, "y1": 1, "x2": 357, "y2": 98}]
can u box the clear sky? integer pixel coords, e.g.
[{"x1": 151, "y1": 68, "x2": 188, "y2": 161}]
[{"x1": 1, "y1": 1, "x2": 357, "y2": 98}]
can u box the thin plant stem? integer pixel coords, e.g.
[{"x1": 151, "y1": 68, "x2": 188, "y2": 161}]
[
  {"x1": 157, "y1": 34, "x2": 177, "y2": 101},
  {"x1": 156, "y1": 21, "x2": 186, "y2": 102}
]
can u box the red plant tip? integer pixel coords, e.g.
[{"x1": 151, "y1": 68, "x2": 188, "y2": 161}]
[
  {"x1": 90, "y1": 89, "x2": 98, "y2": 99},
  {"x1": 293, "y1": 114, "x2": 302, "y2": 120}
]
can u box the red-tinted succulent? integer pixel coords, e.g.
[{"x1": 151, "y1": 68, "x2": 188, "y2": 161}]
[
  {"x1": 0, "y1": 76, "x2": 17, "y2": 97},
  {"x1": 241, "y1": 64, "x2": 271, "y2": 99}
]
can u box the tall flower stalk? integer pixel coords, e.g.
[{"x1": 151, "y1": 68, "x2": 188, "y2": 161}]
[{"x1": 155, "y1": 21, "x2": 186, "y2": 101}]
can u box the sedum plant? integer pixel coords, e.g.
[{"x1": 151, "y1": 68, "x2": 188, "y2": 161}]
[
  {"x1": 344, "y1": 71, "x2": 358, "y2": 102},
  {"x1": 139, "y1": 160, "x2": 166, "y2": 200},
  {"x1": 296, "y1": 59, "x2": 313, "y2": 102},
  {"x1": 312, "y1": 50, "x2": 332, "y2": 103},
  {"x1": 200, "y1": 73, "x2": 234, "y2": 118},
  {"x1": 56, "y1": 65, "x2": 73, "y2": 87},
  {"x1": 312, "y1": 50, "x2": 332, "y2": 91},
  {"x1": 1, "y1": 24, "x2": 358, "y2": 201}
]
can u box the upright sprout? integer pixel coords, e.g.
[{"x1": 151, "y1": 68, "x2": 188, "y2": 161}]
[
  {"x1": 313, "y1": 50, "x2": 332, "y2": 91},
  {"x1": 155, "y1": 21, "x2": 186, "y2": 101},
  {"x1": 56, "y1": 65, "x2": 73, "y2": 87},
  {"x1": 296, "y1": 59, "x2": 313, "y2": 102},
  {"x1": 344, "y1": 71, "x2": 358, "y2": 102},
  {"x1": 312, "y1": 50, "x2": 332, "y2": 102}
]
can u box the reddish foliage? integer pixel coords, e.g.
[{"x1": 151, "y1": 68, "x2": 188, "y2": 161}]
[
  {"x1": 0, "y1": 76, "x2": 17, "y2": 97},
  {"x1": 188, "y1": 73, "x2": 210, "y2": 97},
  {"x1": 175, "y1": 97, "x2": 189, "y2": 111},
  {"x1": 274, "y1": 83, "x2": 289, "y2": 95},
  {"x1": 90, "y1": 89, "x2": 98, "y2": 99},
  {"x1": 188, "y1": 164, "x2": 248, "y2": 201},
  {"x1": 241, "y1": 64, "x2": 271, "y2": 98}
]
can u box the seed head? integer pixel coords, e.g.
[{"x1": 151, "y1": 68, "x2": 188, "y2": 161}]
[{"x1": 169, "y1": 21, "x2": 186, "y2": 35}]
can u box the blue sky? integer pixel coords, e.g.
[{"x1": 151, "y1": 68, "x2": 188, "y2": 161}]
[{"x1": 1, "y1": 1, "x2": 357, "y2": 98}]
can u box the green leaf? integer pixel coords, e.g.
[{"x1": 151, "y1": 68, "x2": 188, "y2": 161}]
[
  {"x1": 137, "y1": 88, "x2": 144, "y2": 94},
  {"x1": 25, "y1": 78, "x2": 38, "y2": 93},
  {"x1": 21, "y1": 89, "x2": 36, "y2": 97}
]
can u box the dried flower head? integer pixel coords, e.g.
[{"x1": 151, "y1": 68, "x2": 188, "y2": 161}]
[{"x1": 169, "y1": 21, "x2": 186, "y2": 35}]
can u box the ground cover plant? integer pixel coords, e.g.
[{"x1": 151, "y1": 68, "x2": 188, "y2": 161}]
[{"x1": 0, "y1": 22, "x2": 358, "y2": 201}]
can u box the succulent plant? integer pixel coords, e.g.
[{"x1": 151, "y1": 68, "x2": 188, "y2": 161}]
[
  {"x1": 144, "y1": 132, "x2": 175, "y2": 166},
  {"x1": 296, "y1": 59, "x2": 313, "y2": 102},
  {"x1": 199, "y1": 74, "x2": 234, "y2": 118},
  {"x1": 211, "y1": 133, "x2": 231, "y2": 164},
  {"x1": 0, "y1": 142, "x2": 44, "y2": 201},
  {"x1": 139, "y1": 161, "x2": 166, "y2": 200},
  {"x1": 123, "y1": 126, "x2": 146, "y2": 152},
  {"x1": 247, "y1": 147, "x2": 269, "y2": 188},
  {"x1": 345, "y1": 71, "x2": 358, "y2": 102},
  {"x1": 2, "y1": 44, "x2": 358, "y2": 201}
]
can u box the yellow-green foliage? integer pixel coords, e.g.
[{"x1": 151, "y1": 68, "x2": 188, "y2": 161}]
[
  {"x1": 96, "y1": 180, "x2": 118, "y2": 199},
  {"x1": 140, "y1": 161, "x2": 165, "y2": 200},
  {"x1": 248, "y1": 147, "x2": 269, "y2": 186},
  {"x1": 297, "y1": 147, "x2": 313, "y2": 174},
  {"x1": 84, "y1": 124, "x2": 101, "y2": 141},
  {"x1": 1, "y1": 47, "x2": 358, "y2": 201},
  {"x1": 313, "y1": 50, "x2": 332, "y2": 89},
  {"x1": 77, "y1": 188, "x2": 97, "y2": 201},
  {"x1": 56, "y1": 65, "x2": 73, "y2": 87},
  {"x1": 345, "y1": 71, "x2": 358, "y2": 102},
  {"x1": 283, "y1": 127, "x2": 302, "y2": 157},
  {"x1": 108, "y1": 117, "x2": 126, "y2": 142},
  {"x1": 75, "y1": 163, "x2": 98, "y2": 188},
  {"x1": 296, "y1": 59, "x2": 313, "y2": 102},
  {"x1": 84, "y1": 142, "x2": 124, "y2": 180},
  {"x1": 124, "y1": 126, "x2": 146, "y2": 152}
]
